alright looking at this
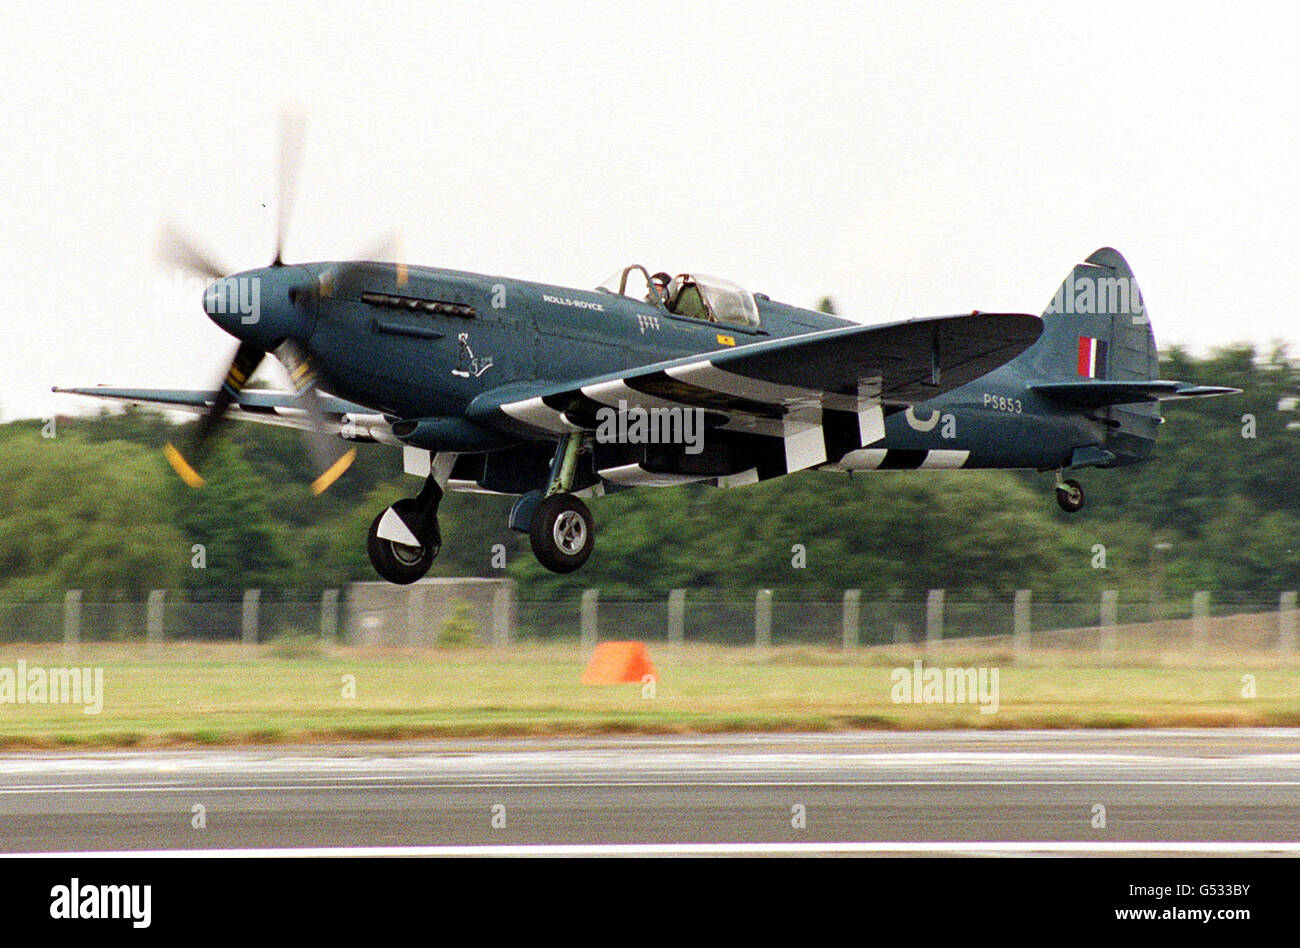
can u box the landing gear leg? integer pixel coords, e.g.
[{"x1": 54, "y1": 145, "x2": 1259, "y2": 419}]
[
  {"x1": 367, "y1": 474, "x2": 444, "y2": 584},
  {"x1": 1053, "y1": 470, "x2": 1085, "y2": 513},
  {"x1": 529, "y1": 433, "x2": 595, "y2": 574}
]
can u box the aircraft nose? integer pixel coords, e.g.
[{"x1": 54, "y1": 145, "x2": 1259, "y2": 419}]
[{"x1": 202, "y1": 266, "x2": 316, "y2": 347}]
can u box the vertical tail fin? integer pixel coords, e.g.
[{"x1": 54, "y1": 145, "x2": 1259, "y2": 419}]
[
  {"x1": 1034, "y1": 247, "x2": 1157, "y2": 383},
  {"x1": 1027, "y1": 247, "x2": 1161, "y2": 464}
]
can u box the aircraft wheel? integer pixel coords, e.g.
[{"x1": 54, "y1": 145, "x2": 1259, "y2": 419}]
[
  {"x1": 1055, "y1": 478, "x2": 1085, "y2": 513},
  {"x1": 367, "y1": 499, "x2": 439, "y2": 584},
  {"x1": 530, "y1": 493, "x2": 594, "y2": 574}
]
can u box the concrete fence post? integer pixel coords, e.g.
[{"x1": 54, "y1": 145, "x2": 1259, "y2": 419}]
[
  {"x1": 755, "y1": 589, "x2": 772, "y2": 653},
  {"x1": 667, "y1": 589, "x2": 686, "y2": 648},
  {"x1": 1280, "y1": 591, "x2": 1298, "y2": 656},
  {"x1": 146, "y1": 589, "x2": 165, "y2": 652},
  {"x1": 842, "y1": 589, "x2": 860, "y2": 652},
  {"x1": 63, "y1": 590, "x2": 81, "y2": 656},
  {"x1": 491, "y1": 582, "x2": 513, "y2": 649},
  {"x1": 580, "y1": 588, "x2": 599, "y2": 653},
  {"x1": 242, "y1": 589, "x2": 260, "y2": 654},
  {"x1": 406, "y1": 584, "x2": 427, "y2": 646},
  {"x1": 925, "y1": 589, "x2": 944, "y2": 649},
  {"x1": 1013, "y1": 590, "x2": 1032, "y2": 654},
  {"x1": 1100, "y1": 589, "x2": 1118, "y2": 659},
  {"x1": 320, "y1": 588, "x2": 339, "y2": 644},
  {"x1": 1191, "y1": 591, "x2": 1210, "y2": 653}
]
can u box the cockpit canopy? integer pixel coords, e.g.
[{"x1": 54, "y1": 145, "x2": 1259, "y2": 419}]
[{"x1": 598, "y1": 266, "x2": 761, "y2": 329}]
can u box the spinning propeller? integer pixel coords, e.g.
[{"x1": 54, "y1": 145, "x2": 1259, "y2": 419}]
[{"x1": 158, "y1": 111, "x2": 398, "y2": 495}]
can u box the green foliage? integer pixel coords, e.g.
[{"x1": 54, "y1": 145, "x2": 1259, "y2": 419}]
[
  {"x1": 1033, "y1": 343, "x2": 1300, "y2": 601},
  {"x1": 168, "y1": 441, "x2": 297, "y2": 596},
  {"x1": 0, "y1": 429, "x2": 188, "y2": 598}
]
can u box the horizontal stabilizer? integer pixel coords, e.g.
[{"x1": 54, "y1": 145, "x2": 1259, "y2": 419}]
[{"x1": 1031, "y1": 380, "x2": 1241, "y2": 409}]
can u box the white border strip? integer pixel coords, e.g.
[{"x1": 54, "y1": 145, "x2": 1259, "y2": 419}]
[
  {"x1": 859, "y1": 404, "x2": 886, "y2": 445},
  {"x1": 919, "y1": 449, "x2": 970, "y2": 469},
  {"x1": 783, "y1": 421, "x2": 826, "y2": 471},
  {"x1": 833, "y1": 448, "x2": 888, "y2": 471},
  {"x1": 11, "y1": 841, "x2": 1300, "y2": 858},
  {"x1": 580, "y1": 380, "x2": 682, "y2": 411},
  {"x1": 499, "y1": 396, "x2": 581, "y2": 433}
]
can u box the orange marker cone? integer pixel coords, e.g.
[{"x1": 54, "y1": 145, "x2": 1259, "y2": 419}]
[{"x1": 582, "y1": 641, "x2": 657, "y2": 685}]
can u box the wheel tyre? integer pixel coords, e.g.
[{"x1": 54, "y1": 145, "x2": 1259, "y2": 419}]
[
  {"x1": 529, "y1": 493, "x2": 594, "y2": 574},
  {"x1": 367, "y1": 499, "x2": 439, "y2": 584},
  {"x1": 1055, "y1": 478, "x2": 1085, "y2": 513}
]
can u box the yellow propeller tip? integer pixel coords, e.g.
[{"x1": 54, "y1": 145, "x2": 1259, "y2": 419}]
[
  {"x1": 164, "y1": 443, "x2": 205, "y2": 488},
  {"x1": 311, "y1": 448, "x2": 357, "y2": 496}
]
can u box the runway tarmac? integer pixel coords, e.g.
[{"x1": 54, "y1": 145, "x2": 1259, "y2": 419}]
[{"x1": 3, "y1": 729, "x2": 1300, "y2": 855}]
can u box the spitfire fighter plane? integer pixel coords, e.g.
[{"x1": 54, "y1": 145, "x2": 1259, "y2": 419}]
[{"x1": 57, "y1": 118, "x2": 1238, "y2": 583}]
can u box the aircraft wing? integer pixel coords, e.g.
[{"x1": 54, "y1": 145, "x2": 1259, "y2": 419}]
[
  {"x1": 469, "y1": 311, "x2": 1041, "y2": 479},
  {"x1": 52, "y1": 386, "x2": 394, "y2": 441}
]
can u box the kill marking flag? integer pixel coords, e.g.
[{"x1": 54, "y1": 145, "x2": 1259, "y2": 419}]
[{"x1": 1077, "y1": 336, "x2": 1108, "y2": 378}]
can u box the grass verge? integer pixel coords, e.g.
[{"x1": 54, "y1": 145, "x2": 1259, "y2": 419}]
[{"x1": 0, "y1": 641, "x2": 1295, "y2": 748}]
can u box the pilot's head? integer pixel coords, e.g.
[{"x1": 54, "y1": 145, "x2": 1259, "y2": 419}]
[{"x1": 651, "y1": 272, "x2": 671, "y2": 301}]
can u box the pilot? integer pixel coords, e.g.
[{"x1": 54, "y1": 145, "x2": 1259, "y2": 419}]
[{"x1": 649, "y1": 272, "x2": 672, "y2": 306}]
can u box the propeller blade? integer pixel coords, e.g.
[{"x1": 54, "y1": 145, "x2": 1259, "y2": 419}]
[
  {"x1": 273, "y1": 340, "x2": 357, "y2": 495},
  {"x1": 156, "y1": 221, "x2": 229, "y2": 281},
  {"x1": 164, "y1": 341, "x2": 266, "y2": 488},
  {"x1": 273, "y1": 109, "x2": 308, "y2": 266},
  {"x1": 161, "y1": 108, "x2": 358, "y2": 495}
]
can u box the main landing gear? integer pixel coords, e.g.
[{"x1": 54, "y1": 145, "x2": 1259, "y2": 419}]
[
  {"x1": 366, "y1": 435, "x2": 598, "y2": 583},
  {"x1": 1053, "y1": 470, "x2": 1085, "y2": 513},
  {"x1": 367, "y1": 473, "x2": 443, "y2": 584},
  {"x1": 530, "y1": 492, "x2": 594, "y2": 573},
  {"x1": 514, "y1": 432, "x2": 596, "y2": 574}
]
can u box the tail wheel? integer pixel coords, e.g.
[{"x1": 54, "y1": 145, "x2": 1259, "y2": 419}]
[
  {"x1": 367, "y1": 498, "x2": 439, "y2": 584},
  {"x1": 1055, "y1": 478, "x2": 1085, "y2": 513},
  {"x1": 530, "y1": 493, "x2": 594, "y2": 573}
]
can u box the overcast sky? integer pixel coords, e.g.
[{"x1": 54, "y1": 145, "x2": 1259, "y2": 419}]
[{"x1": 2, "y1": 1, "x2": 1296, "y2": 420}]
